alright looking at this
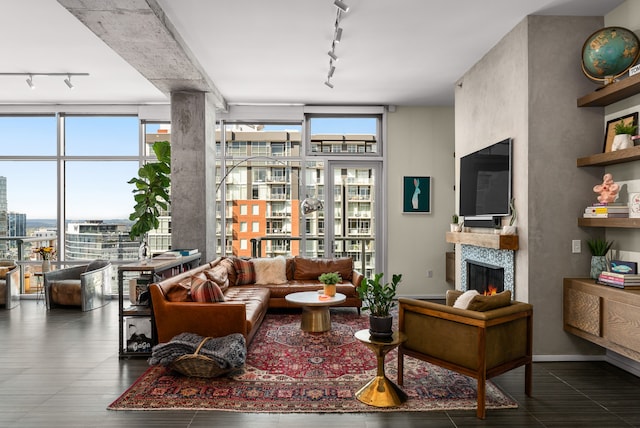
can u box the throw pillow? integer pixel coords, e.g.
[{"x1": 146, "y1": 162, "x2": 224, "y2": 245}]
[
  {"x1": 190, "y1": 275, "x2": 225, "y2": 302},
  {"x1": 467, "y1": 290, "x2": 512, "y2": 312},
  {"x1": 233, "y1": 258, "x2": 255, "y2": 285},
  {"x1": 452, "y1": 290, "x2": 479, "y2": 309},
  {"x1": 165, "y1": 279, "x2": 192, "y2": 302},
  {"x1": 219, "y1": 257, "x2": 237, "y2": 287},
  {"x1": 0, "y1": 266, "x2": 14, "y2": 276},
  {"x1": 252, "y1": 256, "x2": 288, "y2": 285},
  {"x1": 204, "y1": 264, "x2": 230, "y2": 292}
]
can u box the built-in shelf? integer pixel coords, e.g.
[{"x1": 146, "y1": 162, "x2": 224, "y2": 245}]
[
  {"x1": 578, "y1": 217, "x2": 640, "y2": 228},
  {"x1": 577, "y1": 73, "x2": 640, "y2": 107},
  {"x1": 577, "y1": 145, "x2": 640, "y2": 167},
  {"x1": 445, "y1": 232, "x2": 518, "y2": 250}
]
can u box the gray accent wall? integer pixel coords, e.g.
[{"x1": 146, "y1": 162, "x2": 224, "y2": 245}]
[{"x1": 456, "y1": 16, "x2": 606, "y2": 356}]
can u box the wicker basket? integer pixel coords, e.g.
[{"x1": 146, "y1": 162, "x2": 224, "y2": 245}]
[{"x1": 169, "y1": 337, "x2": 234, "y2": 378}]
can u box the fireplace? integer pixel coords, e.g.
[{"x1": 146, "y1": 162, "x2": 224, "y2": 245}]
[{"x1": 467, "y1": 261, "x2": 504, "y2": 295}]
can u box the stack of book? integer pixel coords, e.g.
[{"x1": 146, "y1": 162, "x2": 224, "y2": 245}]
[
  {"x1": 584, "y1": 203, "x2": 629, "y2": 218},
  {"x1": 597, "y1": 271, "x2": 640, "y2": 289}
]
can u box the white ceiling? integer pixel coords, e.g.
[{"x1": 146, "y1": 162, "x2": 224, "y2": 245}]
[{"x1": 0, "y1": 0, "x2": 625, "y2": 108}]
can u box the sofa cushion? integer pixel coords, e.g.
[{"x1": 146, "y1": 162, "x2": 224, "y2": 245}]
[
  {"x1": 467, "y1": 290, "x2": 512, "y2": 312},
  {"x1": 0, "y1": 266, "x2": 15, "y2": 276},
  {"x1": 190, "y1": 276, "x2": 225, "y2": 303},
  {"x1": 165, "y1": 279, "x2": 192, "y2": 302},
  {"x1": 252, "y1": 256, "x2": 288, "y2": 285},
  {"x1": 50, "y1": 279, "x2": 82, "y2": 306},
  {"x1": 293, "y1": 257, "x2": 353, "y2": 281},
  {"x1": 233, "y1": 258, "x2": 255, "y2": 285},
  {"x1": 204, "y1": 264, "x2": 230, "y2": 292},
  {"x1": 219, "y1": 258, "x2": 237, "y2": 287}
]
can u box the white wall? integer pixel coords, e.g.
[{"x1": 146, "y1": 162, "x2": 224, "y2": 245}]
[{"x1": 386, "y1": 106, "x2": 455, "y2": 298}]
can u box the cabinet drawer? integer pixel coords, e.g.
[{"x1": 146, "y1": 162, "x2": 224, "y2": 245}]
[{"x1": 564, "y1": 287, "x2": 601, "y2": 336}]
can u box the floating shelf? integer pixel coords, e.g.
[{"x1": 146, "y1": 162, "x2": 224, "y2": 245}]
[
  {"x1": 577, "y1": 145, "x2": 640, "y2": 167},
  {"x1": 577, "y1": 73, "x2": 640, "y2": 107},
  {"x1": 445, "y1": 232, "x2": 518, "y2": 250},
  {"x1": 578, "y1": 217, "x2": 640, "y2": 228}
]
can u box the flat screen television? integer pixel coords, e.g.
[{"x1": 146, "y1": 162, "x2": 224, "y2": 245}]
[{"x1": 459, "y1": 138, "x2": 512, "y2": 224}]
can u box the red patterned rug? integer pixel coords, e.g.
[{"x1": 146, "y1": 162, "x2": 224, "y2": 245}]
[{"x1": 108, "y1": 310, "x2": 518, "y2": 413}]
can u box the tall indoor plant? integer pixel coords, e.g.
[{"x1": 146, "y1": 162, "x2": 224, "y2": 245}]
[
  {"x1": 356, "y1": 272, "x2": 402, "y2": 338},
  {"x1": 128, "y1": 140, "x2": 171, "y2": 247}
]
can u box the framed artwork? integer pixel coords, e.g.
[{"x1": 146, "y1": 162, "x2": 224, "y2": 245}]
[
  {"x1": 603, "y1": 112, "x2": 638, "y2": 153},
  {"x1": 402, "y1": 176, "x2": 431, "y2": 214}
]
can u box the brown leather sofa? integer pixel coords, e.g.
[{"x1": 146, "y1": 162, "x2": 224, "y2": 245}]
[
  {"x1": 0, "y1": 260, "x2": 20, "y2": 309},
  {"x1": 397, "y1": 290, "x2": 533, "y2": 419},
  {"x1": 150, "y1": 256, "x2": 363, "y2": 345}
]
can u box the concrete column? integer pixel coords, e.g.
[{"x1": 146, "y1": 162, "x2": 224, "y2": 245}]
[{"x1": 170, "y1": 91, "x2": 216, "y2": 262}]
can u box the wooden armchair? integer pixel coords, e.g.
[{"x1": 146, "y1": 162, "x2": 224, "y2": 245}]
[
  {"x1": 397, "y1": 291, "x2": 533, "y2": 419},
  {"x1": 44, "y1": 260, "x2": 111, "y2": 311},
  {"x1": 0, "y1": 260, "x2": 20, "y2": 309}
]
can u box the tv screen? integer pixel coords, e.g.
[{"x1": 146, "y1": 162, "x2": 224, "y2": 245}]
[{"x1": 459, "y1": 138, "x2": 512, "y2": 219}]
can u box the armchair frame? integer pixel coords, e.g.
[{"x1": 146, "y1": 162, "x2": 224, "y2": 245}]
[
  {"x1": 0, "y1": 261, "x2": 20, "y2": 309},
  {"x1": 44, "y1": 261, "x2": 111, "y2": 311},
  {"x1": 397, "y1": 295, "x2": 533, "y2": 419}
]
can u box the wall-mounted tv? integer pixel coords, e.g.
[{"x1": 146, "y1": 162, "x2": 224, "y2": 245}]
[{"x1": 459, "y1": 138, "x2": 512, "y2": 225}]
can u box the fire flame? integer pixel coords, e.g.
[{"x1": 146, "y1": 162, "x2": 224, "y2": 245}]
[{"x1": 484, "y1": 285, "x2": 498, "y2": 296}]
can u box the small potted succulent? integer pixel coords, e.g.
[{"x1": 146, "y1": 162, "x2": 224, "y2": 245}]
[
  {"x1": 450, "y1": 214, "x2": 462, "y2": 232},
  {"x1": 612, "y1": 120, "x2": 638, "y2": 151},
  {"x1": 356, "y1": 272, "x2": 402, "y2": 338},
  {"x1": 318, "y1": 272, "x2": 341, "y2": 297}
]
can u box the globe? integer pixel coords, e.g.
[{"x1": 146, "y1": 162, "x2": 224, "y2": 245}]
[{"x1": 581, "y1": 26, "x2": 640, "y2": 82}]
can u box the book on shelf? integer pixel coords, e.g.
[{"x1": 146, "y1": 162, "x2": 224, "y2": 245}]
[
  {"x1": 153, "y1": 251, "x2": 182, "y2": 259},
  {"x1": 171, "y1": 248, "x2": 199, "y2": 256},
  {"x1": 585, "y1": 205, "x2": 629, "y2": 214},
  {"x1": 583, "y1": 212, "x2": 629, "y2": 218},
  {"x1": 599, "y1": 271, "x2": 640, "y2": 280},
  {"x1": 597, "y1": 279, "x2": 640, "y2": 289}
]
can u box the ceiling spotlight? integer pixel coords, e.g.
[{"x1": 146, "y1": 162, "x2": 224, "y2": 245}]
[
  {"x1": 334, "y1": 0, "x2": 349, "y2": 13},
  {"x1": 324, "y1": 79, "x2": 334, "y2": 89},
  {"x1": 328, "y1": 50, "x2": 338, "y2": 61},
  {"x1": 26, "y1": 75, "x2": 35, "y2": 89},
  {"x1": 335, "y1": 27, "x2": 343, "y2": 43},
  {"x1": 64, "y1": 74, "x2": 74, "y2": 89},
  {"x1": 328, "y1": 65, "x2": 336, "y2": 78}
]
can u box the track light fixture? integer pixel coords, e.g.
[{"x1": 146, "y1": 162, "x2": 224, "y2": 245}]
[
  {"x1": 328, "y1": 49, "x2": 339, "y2": 62},
  {"x1": 0, "y1": 72, "x2": 89, "y2": 90},
  {"x1": 334, "y1": 0, "x2": 349, "y2": 13},
  {"x1": 335, "y1": 27, "x2": 343, "y2": 43},
  {"x1": 64, "y1": 74, "x2": 74, "y2": 90},
  {"x1": 324, "y1": 79, "x2": 334, "y2": 89}
]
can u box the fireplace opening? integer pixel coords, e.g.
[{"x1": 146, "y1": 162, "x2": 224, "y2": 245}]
[{"x1": 466, "y1": 261, "x2": 504, "y2": 295}]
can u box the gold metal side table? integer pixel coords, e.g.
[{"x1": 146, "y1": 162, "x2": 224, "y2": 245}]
[{"x1": 354, "y1": 329, "x2": 408, "y2": 407}]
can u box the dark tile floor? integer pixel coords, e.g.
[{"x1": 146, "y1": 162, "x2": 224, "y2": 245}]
[{"x1": 1, "y1": 300, "x2": 640, "y2": 427}]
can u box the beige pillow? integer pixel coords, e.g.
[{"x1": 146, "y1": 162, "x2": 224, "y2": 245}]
[
  {"x1": 453, "y1": 290, "x2": 479, "y2": 309},
  {"x1": 253, "y1": 256, "x2": 288, "y2": 285},
  {"x1": 204, "y1": 264, "x2": 230, "y2": 292},
  {"x1": 467, "y1": 290, "x2": 512, "y2": 312}
]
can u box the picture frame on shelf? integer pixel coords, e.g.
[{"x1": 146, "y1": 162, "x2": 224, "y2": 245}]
[
  {"x1": 402, "y1": 176, "x2": 431, "y2": 214},
  {"x1": 603, "y1": 112, "x2": 638, "y2": 153}
]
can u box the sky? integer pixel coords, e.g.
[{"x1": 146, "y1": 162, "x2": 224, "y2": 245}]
[{"x1": 1, "y1": 116, "x2": 376, "y2": 220}]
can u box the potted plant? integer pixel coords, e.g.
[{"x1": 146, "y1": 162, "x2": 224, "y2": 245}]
[
  {"x1": 612, "y1": 120, "x2": 638, "y2": 151},
  {"x1": 450, "y1": 214, "x2": 462, "y2": 232},
  {"x1": 127, "y1": 140, "x2": 171, "y2": 249},
  {"x1": 587, "y1": 238, "x2": 613, "y2": 279},
  {"x1": 318, "y1": 272, "x2": 341, "y2": 297},
  {"x1": 356, "y1": 272, "x2": 402, "y2": 338},
  {"x1": 501, "y1": 198, "x2": 518, "y2": 235}
]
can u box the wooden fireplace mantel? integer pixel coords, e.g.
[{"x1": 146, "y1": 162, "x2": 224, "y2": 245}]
[{"x1": 445, "y1": 231, "x2": 519, "y2": 251}]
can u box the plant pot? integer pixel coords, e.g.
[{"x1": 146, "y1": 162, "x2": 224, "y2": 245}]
[
  {"x1": 590, "y1": 256, "x2": 608, "y2": 279},
  {"x1": 450, "y1": 223, "x2": 462, "y2": 232},
  {"x1": 612, "y1": 134, "x2": 633, "y2": 151},
  {"x1": 323, "y1": 284, "x2": 336, "y2": 297},
  {"x1": 501, "y1": 225, "x2": 517, "y2": 235},
  {"x1": 369, "y1": 315, "x2": 393, "y2": 338}
]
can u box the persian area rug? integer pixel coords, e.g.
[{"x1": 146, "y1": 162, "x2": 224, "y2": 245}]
[{"x1": 108, "y1": 311, "x2": 518, "y2": 413}]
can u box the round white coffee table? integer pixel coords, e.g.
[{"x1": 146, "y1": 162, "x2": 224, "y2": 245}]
[{"x1": 285, "y1": 291, "x2": 346, "y2": 332}]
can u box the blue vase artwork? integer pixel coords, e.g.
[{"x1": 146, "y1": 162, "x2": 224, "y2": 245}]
[{"x1": 403, "y1": 176, "x2": 431, "y2": 214}]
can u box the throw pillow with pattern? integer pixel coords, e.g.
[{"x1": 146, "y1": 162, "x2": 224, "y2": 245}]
[
  {"x1": 190, "y1": 275, "x2": 225, "y2": 302},
  {"x1": 233, "y1": 258, "x2": 255, "y2": 285}
]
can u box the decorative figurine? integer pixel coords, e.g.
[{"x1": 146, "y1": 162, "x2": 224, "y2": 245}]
[{"x1": 593, "y1": 173, "x2": 620, "y2": 203}]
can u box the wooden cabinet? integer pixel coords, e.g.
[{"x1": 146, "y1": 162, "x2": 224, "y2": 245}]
[
  {"x1": 445, "y1": 251, "x2": 455, "y2": 284},
  {"x1": 563, "y1": 278, "x2": 640, "y2": 362}
]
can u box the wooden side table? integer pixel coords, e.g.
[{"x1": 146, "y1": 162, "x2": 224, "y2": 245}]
[{"x1": 354, "y1": 329, "x2": 408, "y2": 407}]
